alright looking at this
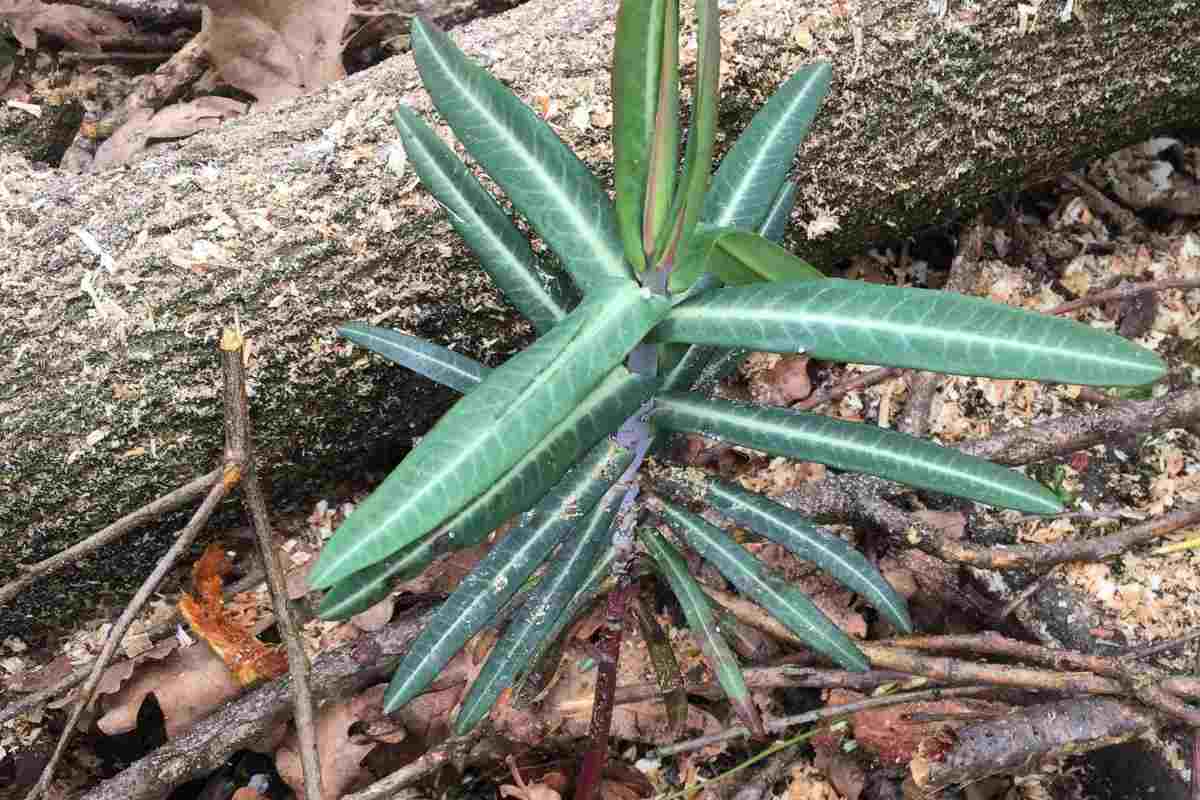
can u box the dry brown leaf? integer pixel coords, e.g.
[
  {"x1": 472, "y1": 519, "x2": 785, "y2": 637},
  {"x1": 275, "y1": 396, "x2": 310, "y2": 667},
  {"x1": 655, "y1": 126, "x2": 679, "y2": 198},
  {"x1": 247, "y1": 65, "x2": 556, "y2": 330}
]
[
  {"x1": 4, "y1": 653, "x2": 74, "y2": 693},
  {"x1": 92, "y1": 97, "x2": 246, "y2": 170},
  {"x1": 179, "y1": 543, "x2": 288, "y2": 686},
  {"x1": 97, "y1": 641, "x2": 242, "y2": 738},
  {"x1": 752, "y1": 355, "x2": 812, "y2": 406},
  {"x1": 275, "y1": 683, "x2": 399, "y2": 800},
  {"x1": 502, "y1": 757, "x2": 562, "y2": 800},
  {"x1": 204, "y1": 0, "x2": 350, "y2": 107},
  {"x1": 0, "y1": 0, "x2": 126, "y2": 51}
]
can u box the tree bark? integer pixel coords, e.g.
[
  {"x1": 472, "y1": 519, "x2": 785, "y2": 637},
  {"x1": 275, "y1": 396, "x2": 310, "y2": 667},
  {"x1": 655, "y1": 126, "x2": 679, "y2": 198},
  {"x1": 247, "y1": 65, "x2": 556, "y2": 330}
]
[{"x1": 2, "y1": 0, "x2": 1198, "y2": 642}]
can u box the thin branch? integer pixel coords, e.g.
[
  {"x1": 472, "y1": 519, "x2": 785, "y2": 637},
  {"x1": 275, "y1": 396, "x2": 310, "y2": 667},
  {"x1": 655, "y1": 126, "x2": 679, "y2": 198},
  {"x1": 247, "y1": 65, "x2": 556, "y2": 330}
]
[
  {"x1": 0, "y1": 467, "x2": 224, "y2": 607},
  {"x1": 1121, "y1": 627, "x2": 1200, "y2": 661},
  {"x1": 793, "y1": 366, "x2": 901, "y2": 412},
  {"x1": 341, "y1": 734, "x2": 479, "y2": 800},
  {"x1": 221, "y1": 327, "x2": 324, "y2": 800},
  {"x1": 649, "y1": 685, "x2": 1000, "y2": 758},
  {"x1": 998, "y1": 566, "x2": 1060, "y2": 619},
  {"x1": 1045, "y1": 275, "x2": 1200, "y2": 316},
  {"x1": 27, "y1": 467, "x2": 237, "y2": 800}
]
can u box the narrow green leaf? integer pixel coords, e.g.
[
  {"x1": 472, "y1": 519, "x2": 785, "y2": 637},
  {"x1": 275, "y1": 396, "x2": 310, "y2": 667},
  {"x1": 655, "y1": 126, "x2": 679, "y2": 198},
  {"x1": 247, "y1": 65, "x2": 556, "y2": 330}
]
[
  {"x1": 632, "y1": 594, "x2": 688, "y2": 737},
  {"x1": 309, "y1": 281, "x2": 669, "y2": 589},
  {"x1": 702, "y1": 63, "x2": 831, "y2": 231},
  {"x1": 658, "y1": 500, "x2": 869, "y2": 671},
  {"x1": 514, "y1": 545, "x2": 616, "y2": 708},
  {"x1": 613, "y1": 0, "x2": 671, "y2": 272},
  {"x1": 317, "y1": 537, "x2": 437, "y2": 621},
  {"x1": 384, "y1": 438, "x2": 635, "y2": 712},
  {"x1": 654, "y1": 278, "x2": 1167, "y2": 386},
  {"x1": 652, "y1": 391, "x2": 1063, "y2": 514},
  {"x1": 697, "y1": 476, "x2": 912, "y2": 633},
  {"x1": 641, "y1": 528, "x2": 764, "y2": 736},
  {"x1": 411, "y1": 18, "x2": 629, "y2": 292},
  {"x1": 338, "y1": 323, "x2": 490, "y2": 394},
  {"x1": 676, "y1": 0, "x2": 720, "y2": 241},
  {"x1": 391, "y1": 107, "x2": 573, "y2": 334},
  {"x1": 643, "y1": 0, "x2": 680, "y2": 266},
  {"x1": 671, "y1": 227, "x2": 824, "y2": 291},
  {"x1": 454, "y1": 480, "x2": 621, "y2": 733},
  {"x1": 757, "y1": 180, "x2": 798, "y2": 245}
]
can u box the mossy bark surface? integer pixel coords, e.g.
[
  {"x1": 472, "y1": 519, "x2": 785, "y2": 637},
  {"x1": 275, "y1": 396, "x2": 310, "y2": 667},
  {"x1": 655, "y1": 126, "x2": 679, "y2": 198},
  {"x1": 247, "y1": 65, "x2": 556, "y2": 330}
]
[{"x1": 2, "y1": 0, "x2": 1198, "y2": 642}]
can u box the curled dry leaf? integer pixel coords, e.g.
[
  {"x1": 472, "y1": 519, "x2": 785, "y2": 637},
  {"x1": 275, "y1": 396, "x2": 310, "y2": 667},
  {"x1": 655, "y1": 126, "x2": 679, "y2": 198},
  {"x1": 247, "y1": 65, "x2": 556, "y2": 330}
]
[
  {"x1": 204, "y1": 0, "x2": 351, "y2": 107},
  {"x1": 502, "y1": 756, "x2": 562, "y2": 800},
  {"x1": 179, "y1": 543, "x2": 288, "y2": 686},
  {"x1": 92, "y1": 97, "x2": 247, "y2": 171},
  {"x1": 0, "y1": 0, "x2": 126, "y2": 51},
  {"x1": 96, "y1": 639, "x2": 242, "y2": 738},
  {"x1": 275, "y1": 683, "x2": 403, "y2": 800},
  {"x1": 50, "y1": 637, "x2": 178, "y2": 711}
]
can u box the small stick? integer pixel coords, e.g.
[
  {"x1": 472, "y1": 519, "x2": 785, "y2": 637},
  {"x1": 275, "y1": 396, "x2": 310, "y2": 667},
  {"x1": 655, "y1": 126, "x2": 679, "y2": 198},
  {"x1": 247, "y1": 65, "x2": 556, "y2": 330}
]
[
  {"x1": 26, "y1": 467, "x2": 237, "y2": 800},
  {"x1": 220, "y1": 328, "x2": 324, "y2": 800},
  {"x1": 0, "y1": 467, "x2": 224, "y2": 607},
  {"x1": 998, "y1": 566, "x2": 1061, "y2": 619},
  {"x1": 1121, "y1": 627, "x2": 1200, "y2": 661},
  {"x1": 340, "y1": 735, "x2": 478, "y2": 800},
  {"x1": 794, "y1": 366, "x2": 901, "y2": 412},
  {"x1": 649, "y1": 685, "x2": 999, "y2": 758},
  {"x1": 1045, "y1": 276, "x2": 1200, "y2": 316}
]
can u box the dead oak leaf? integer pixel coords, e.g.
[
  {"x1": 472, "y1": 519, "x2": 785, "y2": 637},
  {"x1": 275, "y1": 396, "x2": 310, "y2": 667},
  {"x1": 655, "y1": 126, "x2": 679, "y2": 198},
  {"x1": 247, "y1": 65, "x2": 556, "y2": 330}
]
[
  {"x1": 204, "y1": 0, "x2": 350, "y2": 107},
  {"x1": 92, "y1": 97, "x2": 246, "y2": 171},
  {"x1": 0, "y1": 0, "x2": 126, "y2": 51}
]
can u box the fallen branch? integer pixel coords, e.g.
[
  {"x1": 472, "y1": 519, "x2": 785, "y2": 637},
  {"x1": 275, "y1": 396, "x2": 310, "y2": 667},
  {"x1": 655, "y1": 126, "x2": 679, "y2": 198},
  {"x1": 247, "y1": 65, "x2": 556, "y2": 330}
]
[
  {"x1": 340, "y1": 734, "x2": 480, "y2": 800},
  {"x1": 223, "y1": 327, "x2": 323, "y2": 800},
  {"x1": 909, "y1": 697, "x2": 1159, "y2": 791}
]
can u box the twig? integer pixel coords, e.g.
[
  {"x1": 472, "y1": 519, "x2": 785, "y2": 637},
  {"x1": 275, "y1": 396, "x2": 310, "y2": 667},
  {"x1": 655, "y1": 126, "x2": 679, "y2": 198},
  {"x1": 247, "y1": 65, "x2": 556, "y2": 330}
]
[
  {"x1": 60, "y1": 51, "x2": 176, "y2": 62},
  {"x1": 26, "y1": 467, "x2": 237, "y2": 800},
  {"x1": 341, "y1": 735, "x2": 479, "y2": 800},
  {"x1": 1121, "y1": 627, "x2": 1200, "y2": 661},
  {"x1": 649, "y1": 685, "x2": 999, "y2": 758},
  {"x1": 794, "y1": 367, "x2": 901, "y2": 412},
  {"x1": 959, "y1": 387, "x2": 1200, "y2": 466},
  {"x1": 72, "y1": 0, "x2": 201, "y2": 23},
  {"x1": 0, "y1": 467, "x2": 224, "y2": 607},
  {"x1": 1045, "y1": 275, "x2": 1200, "y2": 316},
  {"x1": 221, "y1": 328, "x2": 324, "y2": 800},
  {"x1": 998, "y1": 566, "x2": 1061, "y2": 619}
]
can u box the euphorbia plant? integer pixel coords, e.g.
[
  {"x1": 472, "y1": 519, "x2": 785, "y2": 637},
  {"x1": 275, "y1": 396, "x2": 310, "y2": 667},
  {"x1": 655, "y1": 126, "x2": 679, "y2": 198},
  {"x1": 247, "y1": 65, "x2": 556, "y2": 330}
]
[{"x1": 309, "y1": 0, "x2": 1163, "y2": 770}]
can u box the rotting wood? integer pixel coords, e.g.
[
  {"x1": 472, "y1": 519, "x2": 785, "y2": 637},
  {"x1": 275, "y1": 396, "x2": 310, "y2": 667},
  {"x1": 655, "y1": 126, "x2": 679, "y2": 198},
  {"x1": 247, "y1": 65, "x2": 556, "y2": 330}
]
[{"x1": 2, "y1": 0, "x2": 1199, "y2": 644}]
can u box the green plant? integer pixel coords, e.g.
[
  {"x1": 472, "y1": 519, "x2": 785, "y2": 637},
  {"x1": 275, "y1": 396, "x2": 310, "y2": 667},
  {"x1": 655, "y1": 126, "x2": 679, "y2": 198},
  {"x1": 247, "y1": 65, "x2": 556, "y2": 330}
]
[{"x1": 309, "y1": 0, "x2": 1162, "y2": 750}]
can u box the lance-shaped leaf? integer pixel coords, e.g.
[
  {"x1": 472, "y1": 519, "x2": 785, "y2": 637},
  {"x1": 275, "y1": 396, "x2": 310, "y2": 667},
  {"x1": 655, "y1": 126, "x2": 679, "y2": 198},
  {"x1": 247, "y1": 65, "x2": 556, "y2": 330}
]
[
  {"x1": 641, "y1": 528, "x2": 764, "y2": 736},
  {"x1": 338, "y1": 323, "x2": 491, "y2": 394},
  {"x1": 309, "y1": 281, "x2": 669, "y2": 589},
  {"x1": 383, "y1": 438, "x2": 635, "y2": 712},
  {"x1": 658, "y1": 500, "x2": 869, "y2": 671},
  {"x1": 652, "y1": 391, "x2": 1063, "y2": 514},
  {"x1": 671, "y1": 227, "x2": 824, "y2": 291},
  {"x1": 318, "y1": 536, "x2": 437, "y2": 621},
  {"x1": 632, "y1": 594, "x2": 687, "y2": 736},
  {"x1": 654, "y1": 278, "x2": 1166, "y2": 386},
  {"x1": 317, "y1": 364, "x2": 653, "y2": 617},
  {"x1": 685, "y1": 475, "x2": 912, "y2": 633},
  {"x1": 454, "y1": 480, "x2": 621, "y2": 733},
  {"x1": 514, "y1": 545, "x2": 616, "y2": 708},
  {"x1": 702, "y1": 63, "x2": 831, "y2": 232},
  {"x1": 676, "y1": 0, "x2": 720, "y2": 241},
  {"x1": 410, "y1": 18, "x2": 629, "y2": 292},
  {"x1": 613, "y1": 0, "x2": 678, "y2": 271},
  {"x1": 391, "y1": 107, "x2": 573, "y2": 334}
]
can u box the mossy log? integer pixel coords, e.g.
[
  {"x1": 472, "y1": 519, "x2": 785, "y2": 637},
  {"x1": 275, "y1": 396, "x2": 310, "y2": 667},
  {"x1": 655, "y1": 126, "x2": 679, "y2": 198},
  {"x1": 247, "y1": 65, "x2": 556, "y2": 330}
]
[{"x1": 2, "y1": 0, "x2": 1198, "y2": 642}]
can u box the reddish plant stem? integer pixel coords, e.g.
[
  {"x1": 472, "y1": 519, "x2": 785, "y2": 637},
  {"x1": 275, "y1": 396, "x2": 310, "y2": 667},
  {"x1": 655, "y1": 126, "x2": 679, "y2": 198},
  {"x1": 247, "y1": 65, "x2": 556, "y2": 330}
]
[{"x1": 575, "y1": 581, "x2": 635, "y2": 800}]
